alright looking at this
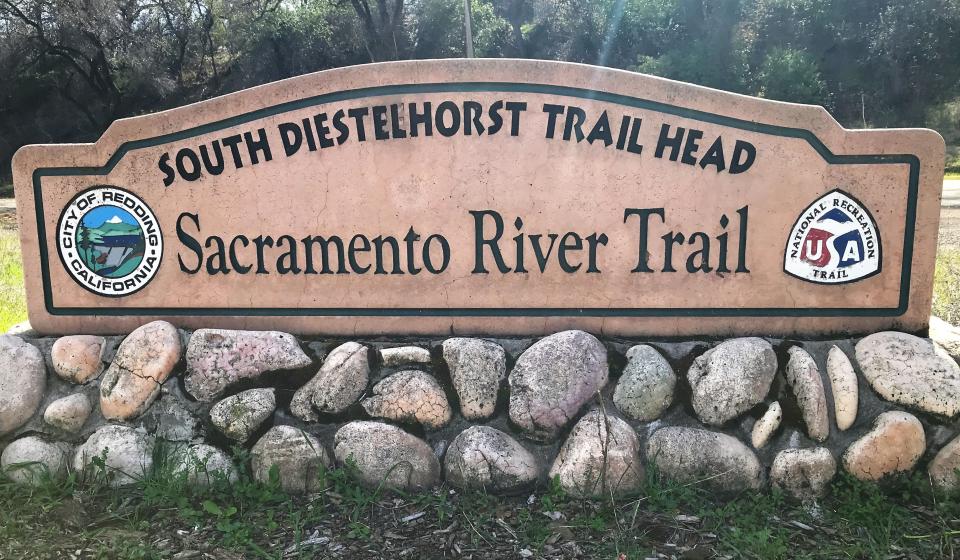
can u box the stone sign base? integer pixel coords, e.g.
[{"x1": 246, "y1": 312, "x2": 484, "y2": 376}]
[{"x1": 3, "y1": 322, "x2": 960, "y2": 501}]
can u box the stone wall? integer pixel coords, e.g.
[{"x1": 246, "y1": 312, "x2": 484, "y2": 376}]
[{"x1": 3, "y1": 321, "x2": 960, "y2": 501}]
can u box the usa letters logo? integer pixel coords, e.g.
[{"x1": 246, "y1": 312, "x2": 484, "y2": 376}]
[{"x1": 784, "y1": 189, "x2": 881, "y2": 284}]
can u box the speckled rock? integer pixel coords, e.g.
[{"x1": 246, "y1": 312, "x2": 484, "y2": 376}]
[
  {"x1": 51, "y1": 335, "x2": 106, "y2": 383},
  {"x1": 185, "y1": 329, "x2": 310, "y2": 402},
  {"x1": 1, "y1": 436, "x2": 71, "y2": 485},
  {"x1": 43, "y1": 393, "x2": 92, "y2": 433},
  {"x1": 380, "y1": 346, "x2": 432, "y2": 367},
  {"x1": 444, "y1": 426, "x2": 539, "y2": 493},
  {"x1": 73, "y1": 425, "x2": 155, "y2": 487},
  {"x1": 549, "y1": 410, "x2": 644, "y2": 498},
  {"x1": 100, "y1": 321, "x2": 181, "y2": 421},
  {"x1": 785, "y1": 347, "x2": 829, "y2": 442},
  {"x1": 613, "y1": 345, "x2": 675, "y2": 422},
  {"x1": 141, "y1": 394, "x2": 200, "y2": 442},
  {"x1": 647, "y1": 426, "x2": 763, "y2": 493},
  {"x1": 843, "y1": 411, "x2": 925, "y2": 481},
  {"x1": 509, "y1": 330, "x2": 608, "y2": 441},
  {"x1": 362, "y1": 370, "x2": 452, "y2": 429},
  {"x1": 210, "y1": 388, "x2": 276, "y2": 442},
  {"x1": 291, "y1": 342, "x2": 369, "y2": 420},
  {"x1": 751, "y1": 401, "x2": 782, "y2": 449},
  {"x1": 0, "y1": 335, "x2": 46, "y2": 436},
  {"x1": 442, "y1": 338, "x2": 506, "y2": 420},
  {"x1": 770, "y1": 448, "x2": 836, "y2": 500},
  {"x1": 855, "y1": 331, "x2": 960, "y2": 417},
  {"x1": 171, "y1": 443, "x2": 239, "y2": 487},
  {"x1": 250, "y1": 426, "x2": 331, "y2": 494},
  {"x1": 687, "y1": 338, "x2": 777, "y2": 426},
  {"x1": 334, "y1": 421, "x2": 440, "y2": 490},
  {"x1": 827, "y1": 346, "x2": 858, "y2": 431},
  {"x1": 930, "y1": 316, "x2": 960, "y2": 365},
  {"x1": 929, "y1": 435, "x2": 960, "y2": 493}
]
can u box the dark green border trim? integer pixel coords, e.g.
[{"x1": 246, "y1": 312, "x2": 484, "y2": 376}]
[{"x1": 32, "y1": 81, "x2": 920, "y2": 318}]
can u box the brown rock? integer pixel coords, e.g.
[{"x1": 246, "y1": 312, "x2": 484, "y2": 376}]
[
  {"x1": 842, "y1": 411, "x2": 925, "y2": 481},
  {"x1": 100, "y1": 321, "x2": 181, "y2": 420},
  {"x1": 51, "y1": 335, "x2": 106, "y2": 383}
]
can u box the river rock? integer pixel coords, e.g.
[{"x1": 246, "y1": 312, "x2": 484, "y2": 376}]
[
  {"x1": 362, "y1": 370, "x2": 452, "y2": 429},
  {"x1": 930, "y1": 316, "x2": 960, "y2": 364},
  {"x1": 647, "y1": 426, "x2": 763, "y2": 493},
  {"x1": 549, "y1": 410, "x2": 644, "y2": 498},
  {"x1": 1, "y1": 436, "x2": 71, "y2": 485},
  {"x1": 687, "y1": 337, "x2": 776, "y2": 426},
  {"x1": 770, "y1": 448, "x2": 836, "y2": 500},
  {"x1": 380, "y1": 346, "x2": 432, "y2": 367},
  {"x1": 785, "y1": 347, "x2": 829, "y2": 442},
  {"x1": 51, "y1": 335, "x2": 106, "y2": 383},
  {"x1": 43, "y1": 393, "x2": 92, "y2": 433},
  {"x1": 855, "y1": 331, "x2": 960, "y2": 417},
  {"x1": 509, "y1": 330, "x2": 608, "y2": 441},
  {"x1": 0, "y1": 335, "x2": 46, "y2": 436},
  {"x1": 210, "y1": 388, "x2": 276, "y2": 442},
  {"x1": 250, "y1": 425, "x2": 331, "y2": 493},
  {"x1": 827, "y1": 346, "x2": 858, "y2": 431},
  {"x1": 613, "y1": 344, "x2": 675, "y2": 421},
  {"x1": 291, "y1": 342, "x2": 369, "y2": 420},
  {"x1": 442, "y1": 338, "x2": 506, "y2": 420},
  {"x1": 444, "y1": 426, "x2": 539, "y2": 493},
  {"x1": 751, "y1": 401, "x2": 782, "y2": 449},
  {"x1": 334, "y1": 421, "x2": 440, "y2": 490},
  {"x1": 842, "y1": 411, "x2": 925, "y2": 481},
  {"x1": 185, "y1": 329, "x2": 310, "y2": 401},
  {"x1": 929, "y1": 435, "x2": 960, "y2": 493},
  {"x1": 171, "y1": 443, "x2": 239, "y2": 486},
  {"x1": 73, "y1": 425, "x2": 155, "y2": 486},
  {"x1": 100, "y1": 321, "x2": 181, "y2": 420}
]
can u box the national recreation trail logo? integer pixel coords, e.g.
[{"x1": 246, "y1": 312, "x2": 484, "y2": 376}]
[
  {"x1": 57, "y1": 186, "x2": 162, "y2": 297},
  {"x1": 784, "y1": 189, "x2": 881, "y2": 284}
]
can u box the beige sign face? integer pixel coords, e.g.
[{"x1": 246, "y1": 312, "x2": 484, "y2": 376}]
[{"x1": 13, "y1": 60, "x2": 944, "y2": 336}]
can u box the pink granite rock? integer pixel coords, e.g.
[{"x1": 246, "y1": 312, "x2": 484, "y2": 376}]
[
  {"x1": 100, "y1": 321, "x2": 181, "y2": 421},
  {"x1": 362, "y1": 370, "x2": 452, "y2": 429},
  {"x1": 51, "y1": 335, "x2": 106, "y2": 384}
]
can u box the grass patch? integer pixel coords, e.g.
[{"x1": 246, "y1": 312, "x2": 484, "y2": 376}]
[
  {"x1": 935, "y1": 247, "x2": 960, "y2": 325},
  {"x1": 0, "y1": 228, "x2": 26, "y2": 331}
]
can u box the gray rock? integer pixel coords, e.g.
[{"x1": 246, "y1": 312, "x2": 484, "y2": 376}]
[
  {"x1": 100, "y1": 321, "x2": 181, "y2": 420},
  {"x1": 334, "y1": 421, "x2": 440, "y2": 490},
  {"x1": 842, "y1": 411, "x2": 925, "y2": 481},
  {"x1": 210, "y1": 388, "x2": 276, "y2": 442},
  {"x1": 930, "y1": 316, "x2": 960, "y2": 364},
  {"x1": 508, "y1": 330, "x2": 608, "y2": 441},
  {"x1": 43, "y1": 393, "x2": 92, "y2": 433},
  {"x1": 442, "y1": 338, "x2": 506, "y2": 420},
  {"x1": 646, "y1": 426, "x2": 763, "y2": 493},
  {"x1": 549, "y1": 409, "x2": 644, "y2": 498},
  {"x1": 291, "y1": 342, "x2": 369, "y2": 420},
  {"x1": 170, "y1": 443, "x2": 239, "y2": 487},
  {"x1": 929, "y1": 434, "x2": 960, "y2": 493},
  {"x1": 444, "y1": 426, "x2": 539, "y2": 493},
  {"x1": 687, "y1": 338, "x2": 776, "y2": 426},
  {"x1": 6, "y1": 321, "x2": 35, "y2": 337},
  {"x1": 1, "y1": 436, "x2": 71, "y2": 485},
  {"x1": 750, "y1": 401, "x2": 782, "y2": 449},
  {"x1": 51, "y1": 335, "x2": 106, "y2": 384},
  {"x1": 250, "y1": 425, "x2": 331, "y2": 494},
  {"x1": 0, "y1": 335, "x2": 46, "y2": 436},
  {"x1": 785, "y1": 347, "x2": 829, "y2": 442},
  {"x1": 184, "y1": 329, "x2": 310, "y2": 402},
  {"x1": 73, "y1": 425, "x2": 155, "y2": 487},
  {"x1": 770, "y1": 448, "x2": 836, "y2": 500},
  {"x1": 855, "y1": 331, "x2": 960, "y2": 417},
  {"x1": 826, "y1": 346, "x2": 858, "y2": 431},
  {"x1": 380, "y1": 346, "x2": 432, "y2": 367},
  {"x1": 613, "y1": 345, "x2": 675, "y2": 422},
  {"x1": 141, "y1": 394, "x2": 200, "y2": 442},
  {"x1": 362, "y1": 370, "x2": 452, "y2": 429}
]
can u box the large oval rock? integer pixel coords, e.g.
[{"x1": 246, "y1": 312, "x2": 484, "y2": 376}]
[
  {"x1": 171, "y1": 443, "x2": 239, "y2": 487},
  {"x1": 291, "y1": 342, "x2": 369, "y2": 420},
  {"x1": 613, "y1": 345, "x2": 675, "y2": 422},
  {"x1": 646, "y1": 426, "x2": 763, "y2": 493},
  {"x1": 185, "y1": 329, "x2": 310, "y2": 401},
  {"x1": 210, "y1": 388, "x2": 276, "y2": 442},
  {"x1": 100, "y1": 321, "x2": 181, "y2": 420},
  {"x1": 73, "y1": 425, "x2": 155, "y2": 487},
  {"x1": 250, "y1": 425, "x2": 331, "y2": 494},
  {"x1": 509, "y1": 330, "x2": 608, "y2": 441},
  {"x1": 929, "y1": 435, "x2": 960, "y2": 493},
  {"x1": 785, "y1": 347, "x2": 829, "y2": 442},
  {"x1": 549, "y1": 410, "x2": 644, "y2": 498},
  {"x1": 52, "y1": 335, "x2": 106, "y2": 383},
  {"x1": 0, "y1": 335, "x2": 46, "y2": 436},
  {"x1": 855, "y1": 331, "x2": 960, "y2": 417},
  {"x1": 444, "y1": 426, "x2": 539, "y2": 493},
  {"x1": 827, "y1": 346, "x2": 858, "y2": 431},
  {"x1": 687, "y1": 338, "x2": 776, "y2": 426},
  {"x1": 334, "y1": 421, "x2": 440, "y2": 490},
  {"x1": 770, "y1": 448, "x2": 836, "y2": 500},
  {"x1": 44, "y1": 393, "x2": 92, "y2": 433},
  {"x1": 1, "y1": 436, "x2": 71, "y2": 485},
  {"x1": 842, "y1": 411, "x2": 925, "y2": 481},
  {"x1": 362, "y1": 370, "x2": 452, "y2": 429},
  {"x1": 443, "y1": 338, "x2": 506, "y2": 420}
]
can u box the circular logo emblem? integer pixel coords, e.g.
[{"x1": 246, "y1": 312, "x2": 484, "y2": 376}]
[{"x1": 57, "y1": 186, "x2": 162, "y2": 297}]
